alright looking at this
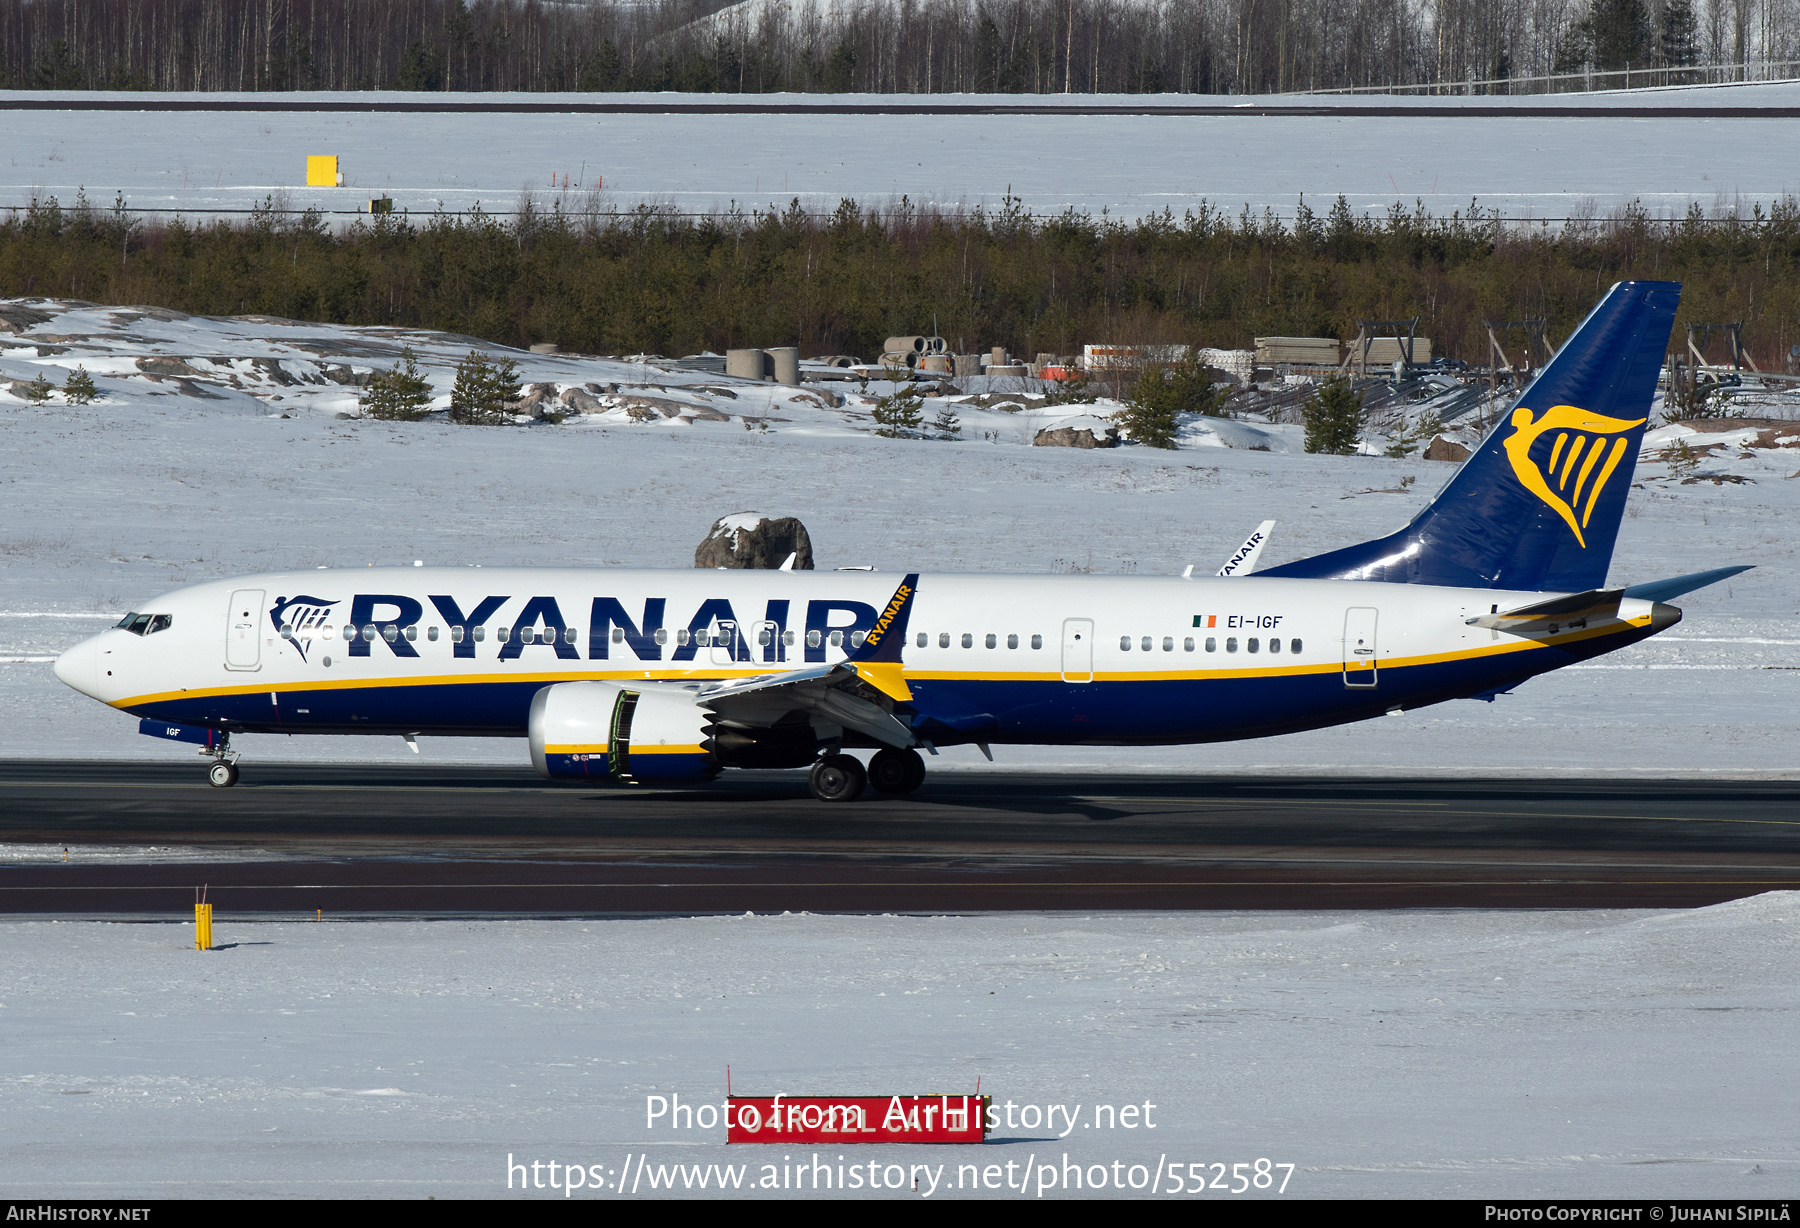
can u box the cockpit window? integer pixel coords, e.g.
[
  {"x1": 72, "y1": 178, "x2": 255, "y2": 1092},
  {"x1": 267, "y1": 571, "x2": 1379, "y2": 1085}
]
[{"x1": 117, "y1": 613, "x2": 172, "y2": 636}]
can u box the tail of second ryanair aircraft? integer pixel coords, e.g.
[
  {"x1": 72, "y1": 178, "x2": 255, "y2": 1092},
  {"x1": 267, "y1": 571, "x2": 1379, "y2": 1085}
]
[{"x1": 1260, "y1": 280, "x2": 1680, "y2": 592}]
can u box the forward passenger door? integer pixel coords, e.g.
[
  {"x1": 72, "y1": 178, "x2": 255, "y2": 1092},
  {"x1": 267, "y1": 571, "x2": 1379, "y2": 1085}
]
[{"x1": 225, "y1": 589, "x2": 264, "y2": 671}]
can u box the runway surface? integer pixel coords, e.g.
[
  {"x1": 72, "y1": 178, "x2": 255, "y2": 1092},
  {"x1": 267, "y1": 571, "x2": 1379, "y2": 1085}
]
[{"x1": 3, "y1": 760, "x2": 1798, "y2": 914}]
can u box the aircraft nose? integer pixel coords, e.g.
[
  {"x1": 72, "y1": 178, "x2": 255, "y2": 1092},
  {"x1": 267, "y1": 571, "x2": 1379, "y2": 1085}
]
[{"x1": 54, "y1": 635, "x2": 100, "y2": 698}]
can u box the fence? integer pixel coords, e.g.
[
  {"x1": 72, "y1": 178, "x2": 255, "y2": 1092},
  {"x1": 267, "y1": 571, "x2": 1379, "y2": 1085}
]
[{"x1": 1305, "y1": 60, "x2": 1800, "y2": 97}]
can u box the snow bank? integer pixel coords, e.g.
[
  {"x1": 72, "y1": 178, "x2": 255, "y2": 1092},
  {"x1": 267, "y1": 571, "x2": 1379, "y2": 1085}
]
[{"x1": 3, "y1": 898, "x2": 1795, "y2": 1198}]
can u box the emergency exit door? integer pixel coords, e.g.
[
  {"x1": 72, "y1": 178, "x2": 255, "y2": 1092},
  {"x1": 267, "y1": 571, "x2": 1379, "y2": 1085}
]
[
  {"x1": 1061, "y1": 618, "x2": 1094, "y2": 683},
  {"x1": 1342, "y1": 607, "x2": 1378, "y2": 688}
]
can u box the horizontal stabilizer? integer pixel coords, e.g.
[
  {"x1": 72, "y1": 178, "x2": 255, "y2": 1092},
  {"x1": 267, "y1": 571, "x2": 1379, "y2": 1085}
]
[
  {"x1": 1621, "y1": 565, "x2": 1752, "y2": 603},
  {"x1": 1468, "y1": 589, "x2": 1623, "y2": 635}
]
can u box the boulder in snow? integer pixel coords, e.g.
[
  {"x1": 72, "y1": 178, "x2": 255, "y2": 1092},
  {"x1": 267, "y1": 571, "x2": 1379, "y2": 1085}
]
[
  {"x1": 1033, "y1": 415, "x2": 1121, "y2": 449},
  {"x1": 694, "y1": 513, "x2": 815, "y2": 570},
  {"x1": 1423, "y1": 435, "x2": 1472, "y2": 462}
]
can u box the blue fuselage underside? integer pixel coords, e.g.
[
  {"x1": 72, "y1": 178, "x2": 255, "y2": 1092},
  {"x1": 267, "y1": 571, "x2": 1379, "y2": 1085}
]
[{"x1": 125, "y1": 630, "x2": 1636, "y2": 747}]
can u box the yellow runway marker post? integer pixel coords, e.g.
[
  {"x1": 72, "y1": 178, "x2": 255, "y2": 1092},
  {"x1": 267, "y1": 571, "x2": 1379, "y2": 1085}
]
[{"x1": 195, "y1": 886, "x2": 213, "y2": 951}]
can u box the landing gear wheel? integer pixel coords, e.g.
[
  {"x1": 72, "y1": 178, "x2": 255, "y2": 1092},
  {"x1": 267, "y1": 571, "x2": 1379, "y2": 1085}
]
[
  {"x1": 868, "y1": 748, "x2": 926, "y2": 795},
  {"x1": 808, "y1": 753, "x2": 866, "y2": 802},
  {"x1": 207, "y1": 761, "x2": 239, "y2": 788}
]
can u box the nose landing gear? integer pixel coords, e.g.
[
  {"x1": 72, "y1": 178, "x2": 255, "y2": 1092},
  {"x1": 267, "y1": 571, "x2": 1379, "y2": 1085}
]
[{"x1": 202, "y1": 732, "x2": 240, "y2": 788}]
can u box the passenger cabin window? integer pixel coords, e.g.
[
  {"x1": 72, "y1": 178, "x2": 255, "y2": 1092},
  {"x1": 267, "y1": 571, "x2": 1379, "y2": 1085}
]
[
  {"x1": 612, "y1": 627, "x2": 625, "y2": 644},
  {"x1": 472, "y1": 626, "x2": 486, "y2": 642},
  {"x1": 1184, "y1": 637, "x2": 1195, "y2": 652},
  {"x1": 1247, "y1": 637, "x2": 1259, "y2": 653},
  {"x1": 362, "y1": 625, "x2": 377, "y2": 642},
  {"x1": 961, "y1": 633, "x2": 973, "y2": 649},
  {"x1": 851, "y1": 631, "x2": 867, "y2": 648},
  {"x1": 677, "y1": 628, "x2": 691, "y2": 645},
  {"x1": 806, "y1": 630, "x2": 821, "y2": 648},
  {"x1": 1206, "y1": 637, "x2": 1216, "y2": 652},
  {"x1": 1226, "y1": 637, "x2": 1238, "y2": 653},
  {"x1": 1162, "y1": 636, "x2": 1174, "y2": 652},
  {"x1": 783, "y1": 630, "x2": 796, "y2": 646},
  {"x1": 341, "y1": 625, "x2": 354, "y2": 640},
  {"x1": 1120, "y1": 636, "x2": 1131, "y2": 651},
  {"x1": 829, "y1": 630, "x2": 843, "y2": 647},
  {"x1": 322, "y1": 626, "x2": 335, "y2": 640},
  {"x1": 985, "y1": 633, "x2": 997, "y2": 649},
  {"x1": 450, "y1": 626, "x2": 464, "y2": 643},
  {"x1": 428, "y1": 626, "x2": 439, "y2": 641},
  {"x1": 916, "y1": 632, "x2": 928, "y2": 648},
  {"x1": 383, "y1": 625, "x2": 399, "y2": 643},
  {"x1": 1269, "y1": 637, "x2": 1281, "y2": 654},
  {"x1": 403, "y1": 625, "x2": 417, "y2": 641},
  {"x1": 1007, "y1": 634, "x2": 1018, "y2": 649},
  {"x1": 1140, "y1": 636, "x2": 1152, "y2": 652},
  {"x1": 1031, "y1": 634, "x2": 1043, "y2": 650},
  {"x1": 1291, "y1": 638, "x2": 1303, "y2": 654},
  {"x1": 939, "y1": 633, "x2": 951, "y2": 648}
]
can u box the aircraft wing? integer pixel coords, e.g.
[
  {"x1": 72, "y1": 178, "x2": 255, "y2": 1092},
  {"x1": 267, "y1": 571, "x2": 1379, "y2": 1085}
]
[{"x1": 691, "y1": 573, "x2": 923, "y2": 750}]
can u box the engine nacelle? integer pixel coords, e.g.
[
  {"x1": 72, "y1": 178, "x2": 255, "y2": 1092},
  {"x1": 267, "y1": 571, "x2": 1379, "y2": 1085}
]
[{"x1": 529, "y1": 681, "x2": 719, "y2": 784}]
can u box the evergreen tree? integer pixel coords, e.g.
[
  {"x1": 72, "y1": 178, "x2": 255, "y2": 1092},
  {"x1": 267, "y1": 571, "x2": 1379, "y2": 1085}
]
[
  {"x1": 1120, "y1": 354, "x2": 1225, "y2": 449},
  {"x1": 580, "y1": 40, "x2": 623, "y2": 91},
  {"x1": 22, "y1": 373, "x2": 55, "y2": 403},
  {"x1": 1588, "y1": 0, "x2": 1650, "y2": 71},
  {"x1": 448, "y1": 351, "x2": 521, "y2": 424},
  {"x1": 870, "y1": 380, "x2": 924, "y2": 437},
  {"x1": 396, "y1": 40, "x2": 443, "y2": 91},
  {"x1": 1302, "y1": 376, "x2": 1365, "y2": 454},
  {"x1": 361, "y1": 347, "x2": 434, "y2": 420},
  {"x1": 62, "y1": 366, "x2": 97, "y2": 405},
  {"x1": 1660, "y1": 0, "x2": 1698, "y2": 67},
  {"x1": 30, "y1": 40, "x2": 84, "y2": 90},
  {"x1": 933, "y1": 404, "x2": 962, "y2": 440}
]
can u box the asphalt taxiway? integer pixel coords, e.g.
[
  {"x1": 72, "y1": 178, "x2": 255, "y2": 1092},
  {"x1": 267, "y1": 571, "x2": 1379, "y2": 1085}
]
[{"x1": 2, "y1": 761, "x2": 1796, "y2": 913}]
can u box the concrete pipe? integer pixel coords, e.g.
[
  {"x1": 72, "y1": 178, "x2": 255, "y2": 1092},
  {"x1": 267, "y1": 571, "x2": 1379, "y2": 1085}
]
[
  {"x1": 883, "y1": 336, "x2": 927, "y2": 356},
  {"x1": 726, "y1": 349, "x2": 767, "y2": 380},
  {"x1": 768, "y1": 347, "x2": 800, "y2": 386},
  {"x1": 920, "y1": 355, "x2": 953, "y2": 374},
  {"x1": 923, "y1": 336, "x2": 948, "y2": 355}
]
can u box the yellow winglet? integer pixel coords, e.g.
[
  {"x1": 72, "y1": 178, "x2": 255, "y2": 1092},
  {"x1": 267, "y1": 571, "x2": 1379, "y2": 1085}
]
[{"x1": 855, "y1": 662, "x2": 912, "y2": 702}]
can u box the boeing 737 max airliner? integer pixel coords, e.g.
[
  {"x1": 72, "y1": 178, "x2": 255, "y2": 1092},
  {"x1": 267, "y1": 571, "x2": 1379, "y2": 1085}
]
[{"x1": 53, "y1": 281, "x2": 1748, "y2": 800}]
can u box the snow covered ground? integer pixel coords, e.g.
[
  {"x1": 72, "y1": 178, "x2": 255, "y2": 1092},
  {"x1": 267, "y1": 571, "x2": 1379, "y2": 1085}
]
[
  {"x1": 2, "y1": 298, "x2": 1798, "y2": 774},
  {"x1": 3, "y1": 897, "x2": 1797, "y2": 1199},
  {"x1": 4, "y1": 302, "x2": 1799, "y2": 1202},
  {"x1": 3, "y1": 83, "x2": 1797, "y2": 222}
]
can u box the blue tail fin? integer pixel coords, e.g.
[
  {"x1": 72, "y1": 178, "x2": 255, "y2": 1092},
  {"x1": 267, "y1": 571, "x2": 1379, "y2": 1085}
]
[{"x1": 1260, "y1": 280, "x2": 1679, "y2": 592}]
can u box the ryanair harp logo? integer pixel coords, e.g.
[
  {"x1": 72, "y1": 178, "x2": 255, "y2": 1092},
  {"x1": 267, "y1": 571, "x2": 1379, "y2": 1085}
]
[{"x1": 1503, "y1": 405, "x2": 1645, "y2": 548}]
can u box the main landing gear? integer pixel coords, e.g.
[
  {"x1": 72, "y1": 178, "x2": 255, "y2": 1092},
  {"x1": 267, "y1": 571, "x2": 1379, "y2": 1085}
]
[
  {"x1": 203, "y1": 732, "x2": 240, "y2": 788},
  {"x1": 808, "y1": 748, "x2": 927, "y2": 802},
  {"x1": 867, "y1": 747, "x2": 927, "y2": 796}
]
